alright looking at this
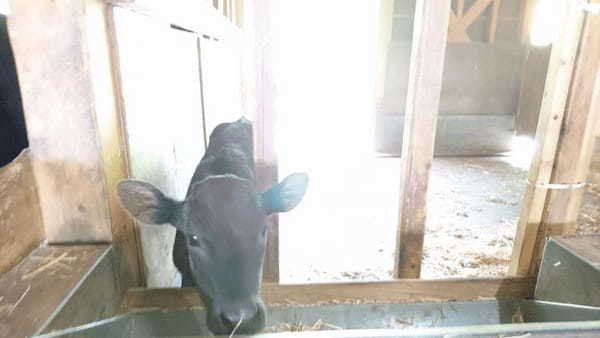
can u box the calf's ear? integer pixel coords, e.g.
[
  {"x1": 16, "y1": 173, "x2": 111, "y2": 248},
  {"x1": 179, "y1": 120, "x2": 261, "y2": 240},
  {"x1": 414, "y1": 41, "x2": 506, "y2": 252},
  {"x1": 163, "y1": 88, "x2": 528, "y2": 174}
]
[
  {"x1": 260, "y1": 173, "x2": 309, "y2": 214},
  {"x1": 117, "y1": 180, "x2": 182, "y2": 226}
]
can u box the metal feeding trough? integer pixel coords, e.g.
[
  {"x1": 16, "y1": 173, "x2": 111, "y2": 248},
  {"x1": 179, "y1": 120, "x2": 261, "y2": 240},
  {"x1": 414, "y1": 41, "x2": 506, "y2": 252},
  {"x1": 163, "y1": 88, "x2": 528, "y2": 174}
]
[
  {"x1": 33, "y1": 237, "x2": 600, "y2": 337},
  {"x1": 33, "y1": 299, "x2": 600, "y2": 337}
]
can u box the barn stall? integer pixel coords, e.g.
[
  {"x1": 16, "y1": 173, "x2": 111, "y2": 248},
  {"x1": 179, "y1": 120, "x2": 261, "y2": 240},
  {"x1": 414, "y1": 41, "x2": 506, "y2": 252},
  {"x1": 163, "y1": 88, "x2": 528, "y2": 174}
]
[{"x1": 0, "y1": 0, "x2": 599, "y2": 337}]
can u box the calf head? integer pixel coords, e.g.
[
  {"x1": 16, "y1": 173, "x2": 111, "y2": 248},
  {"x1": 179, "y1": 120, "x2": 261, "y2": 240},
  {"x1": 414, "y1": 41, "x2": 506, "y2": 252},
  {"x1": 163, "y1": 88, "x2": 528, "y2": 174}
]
[{"x1": 117, "y1": 171, "x2": 308, "y2": 334}]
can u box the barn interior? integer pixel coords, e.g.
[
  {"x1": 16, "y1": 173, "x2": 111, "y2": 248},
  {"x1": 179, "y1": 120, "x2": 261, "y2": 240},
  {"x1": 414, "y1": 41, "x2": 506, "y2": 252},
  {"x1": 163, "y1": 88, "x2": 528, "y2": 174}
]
[{"x1": 1, "y1": 0, "x2": 600, "y2": 337}]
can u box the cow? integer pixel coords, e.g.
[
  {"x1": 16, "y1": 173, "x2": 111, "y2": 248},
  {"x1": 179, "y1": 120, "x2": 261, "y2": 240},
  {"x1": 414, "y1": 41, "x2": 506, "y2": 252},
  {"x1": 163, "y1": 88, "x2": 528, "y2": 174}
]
[{"x1": 116, "y1": 117, "x2": 309, "y2": 335}]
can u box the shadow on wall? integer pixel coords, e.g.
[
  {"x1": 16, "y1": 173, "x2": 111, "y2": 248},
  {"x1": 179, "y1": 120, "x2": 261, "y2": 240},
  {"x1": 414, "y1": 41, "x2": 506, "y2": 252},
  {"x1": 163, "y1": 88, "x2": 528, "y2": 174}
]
[{"x1": 0, "y1": 14, "x2": 28, "y2": 167}]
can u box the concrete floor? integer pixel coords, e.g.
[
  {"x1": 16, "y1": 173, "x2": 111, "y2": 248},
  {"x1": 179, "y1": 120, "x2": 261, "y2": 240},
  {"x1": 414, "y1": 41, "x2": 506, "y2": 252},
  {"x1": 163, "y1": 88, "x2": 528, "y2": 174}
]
[
  {"x1": 278, "y1": 152, "x2": 600, "y2": 283},
  {"x1": 279, "y1": 156, "x2": 528, "y2": 283}
]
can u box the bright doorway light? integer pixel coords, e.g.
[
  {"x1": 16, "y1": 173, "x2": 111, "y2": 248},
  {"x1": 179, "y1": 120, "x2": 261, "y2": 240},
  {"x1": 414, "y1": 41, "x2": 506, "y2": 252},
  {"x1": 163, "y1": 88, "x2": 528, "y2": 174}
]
[
  {"x1": 530, "y1": 0, "x2": 567, "y2": 46},
  {"x1": 500, "y1": 136, "x2": 536, "y2": 170},
  {"x1": 0, "y1": 0, "x2": 10, "y2": 15},
  {"x1": 530, "y1": 0, "x2": 568, "y2": 46}
]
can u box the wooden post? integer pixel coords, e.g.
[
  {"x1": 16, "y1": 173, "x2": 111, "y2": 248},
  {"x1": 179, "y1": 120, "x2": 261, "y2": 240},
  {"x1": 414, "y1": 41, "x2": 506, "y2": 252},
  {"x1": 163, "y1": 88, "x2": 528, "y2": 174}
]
[
  {"x1": 448, "y1": 0, "x2": 494, "y2": 43},
  {"x1": 234, "y1": 0, "x2": 243, "y2": 27},
  {"x1": 394, "y1": 0, "x2": 451, "y2": 279},
  {"x1": 488, "y1": 0, "x2": 500, "y2": 42},
  {"x1": 250, "y1": 0, "x2": 279, "y2": 282},
  {"x1": 525, "y1": 6, "x2": 600, "y2": 276},
  {"x1": 457, "y1": 0, "x2": 465, "y2": 17},
  {"x1": 509, "y1": 0, "x2": 586, "y2": 276}
]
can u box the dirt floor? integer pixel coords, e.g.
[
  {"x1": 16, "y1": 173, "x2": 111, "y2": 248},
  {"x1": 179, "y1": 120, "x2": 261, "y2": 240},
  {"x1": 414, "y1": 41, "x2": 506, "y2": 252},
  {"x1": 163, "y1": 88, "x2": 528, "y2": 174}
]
[{"x1": 278, "y1": 153, "x2": 600, "y2": 284}]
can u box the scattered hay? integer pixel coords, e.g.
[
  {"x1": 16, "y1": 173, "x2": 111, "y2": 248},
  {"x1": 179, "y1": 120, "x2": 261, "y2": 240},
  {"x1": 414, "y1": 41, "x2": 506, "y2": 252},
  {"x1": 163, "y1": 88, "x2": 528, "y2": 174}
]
[{"x1": 21, "y1": 252, "x2": 74, "y2": 280}]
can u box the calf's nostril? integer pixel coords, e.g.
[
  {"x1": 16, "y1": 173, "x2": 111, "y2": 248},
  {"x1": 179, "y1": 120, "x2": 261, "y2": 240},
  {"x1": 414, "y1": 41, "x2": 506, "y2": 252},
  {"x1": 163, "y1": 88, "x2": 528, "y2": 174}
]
[{"x1": 221, "y1": 311, "x2": 243, "y2": 330}]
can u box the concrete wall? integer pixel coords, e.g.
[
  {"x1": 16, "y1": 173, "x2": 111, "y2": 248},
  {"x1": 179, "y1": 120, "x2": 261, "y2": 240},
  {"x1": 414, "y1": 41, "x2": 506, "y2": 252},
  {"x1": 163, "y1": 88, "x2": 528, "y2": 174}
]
[{"x1": 376, "y1": 0, "x2": 526, "y2": 156}]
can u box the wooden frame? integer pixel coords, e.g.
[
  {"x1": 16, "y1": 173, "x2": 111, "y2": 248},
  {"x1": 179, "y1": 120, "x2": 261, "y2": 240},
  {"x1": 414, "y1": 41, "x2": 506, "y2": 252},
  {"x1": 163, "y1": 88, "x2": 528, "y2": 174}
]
[
  {"x1": 254, "y1": 0, "x2": 600, "y2": 284},
  {"x1": 107, "y1": 0, "x2": 241, "y2": 42},
  {"x1": 509, "y1": 0, "x2": 594, "y2": 276},
  {"x1": 123, "y1": 277, "x2": 535, "y2": 311},
  {"x1": 448, "y1": 0, "x2": 498, "y2": 43},
  {"x1": 509, "y1": 3, "x2": 600, "y2": 276},
  {"x1": 250, "y1": 0, "x2": 280, "y2": 283},
  {"x1": 394, "y1": 0, "x2": 451, "y2": 278}
]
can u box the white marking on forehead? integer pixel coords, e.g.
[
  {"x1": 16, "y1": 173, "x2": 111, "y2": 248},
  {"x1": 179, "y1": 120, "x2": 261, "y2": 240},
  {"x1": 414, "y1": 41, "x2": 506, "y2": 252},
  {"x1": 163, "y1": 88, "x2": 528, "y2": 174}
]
[{"x1": 192, "y1": 235, "x2": 198, "y2": 240}]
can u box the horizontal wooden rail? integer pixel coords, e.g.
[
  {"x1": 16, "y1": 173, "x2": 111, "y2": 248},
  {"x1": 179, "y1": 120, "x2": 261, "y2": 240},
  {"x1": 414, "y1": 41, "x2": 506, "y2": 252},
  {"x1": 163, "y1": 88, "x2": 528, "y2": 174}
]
[
  {"x1": 106, "y1": 0, "x2": 241, "y2": 42},
  {"x1": 123, "y1": 277, "x2": 536, "y2": 312}
]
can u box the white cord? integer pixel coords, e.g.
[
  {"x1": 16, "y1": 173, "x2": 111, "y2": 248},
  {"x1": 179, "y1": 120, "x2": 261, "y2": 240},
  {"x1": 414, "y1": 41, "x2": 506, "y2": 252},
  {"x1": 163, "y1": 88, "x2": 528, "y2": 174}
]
[
  {"x1": 229, "y1": 313, "x2": 244, "y2": 338},
  {"x1": 528, "y1": 181, "x2": 586, "y2": 190}
]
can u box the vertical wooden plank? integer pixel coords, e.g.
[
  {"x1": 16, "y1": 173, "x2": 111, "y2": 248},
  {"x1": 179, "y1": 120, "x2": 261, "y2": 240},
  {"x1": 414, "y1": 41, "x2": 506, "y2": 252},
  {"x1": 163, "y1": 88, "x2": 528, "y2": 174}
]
[
  {"x1": 375, "y1": 0, "x2": 394, "y2": 112},
  {"x1": 103, "y1": 5, "x2": 145, "y2": 286},
  {"x1": 217, "y1": 0, "x2": 224, "y2": 16},
  {"x1": 229, "y1": 0, "x2": 235, "y2": 23},
  {"x1": 394, "y1": 0, "x2": 451, "y2": 279},
  {"x1": 509, "y1": 0, "x2": 586, "y2": 276},
  {"x1": 8, "y1": 0, "x2": 113, "y2": 242},
  {"x1": 488, "y1": 0, "x2": 500, "y2": 42},
  {"x1": 457, "y1": 0, "x2": 465, "y2": 17},
  {"x1": 251, "y1": 0, "x2": 279, "y2": 282},
  {"x1": 234, "y1": 0, "x2": 243, "y2": 27},
  {"x1": 448, "y1": 0, "x2": 494, "y2": 39},
  {"x1": 448, "y1": 0, "x2": 495, "y2": 42},
  {"x1": 527, "y1": 8, "x2": 600, "y2": 275}
]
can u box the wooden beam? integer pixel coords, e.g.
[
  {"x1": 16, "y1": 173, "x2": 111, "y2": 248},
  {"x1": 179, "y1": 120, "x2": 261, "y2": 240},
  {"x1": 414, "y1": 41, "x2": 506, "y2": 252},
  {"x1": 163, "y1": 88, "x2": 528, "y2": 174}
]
[
  {"x1": 218, "y1": 0, "x2": 224, "y2": 16},
  {"x1": 394, "y1": 0, "x2": 451, "y2": 278},
  {"x1": 250, "y1": 0, "x2": 279, "y2": 283},
  {"x1": 228, "y1": 0, "x2": 235, "y2": 23},
  {"x1": 527, "y1": 8, "x2": 600, "y2": 275},
  {"x1": 448, "y1": 0, "x2": 494, "y2": 43},
  {"x1": 448, "y1": 10, "x2": 470, "y2": 42},
  {"x1": 488, "y1": 0, "x2": 501, "y2": 42},
  {"x1": 234, "y1": 0, "x2": 243, "y2": 27},
  {"x1": 123, "y1": 277, "x2": 536, "y2": 311},
  {"x1": 509, "y1": 1, "x2": 586, "y2": 276},
  {"x1": 374, "y1": 0, "x2": 394, "y2": 112},
  {"x1": 457, "y1": 0, "x2": 465, "y2": 17},
  {"x1": 106, "y1": 0, "x2": 241, "y2": 42},
  {"x1": 104, "y1": 5, "x2": 145, "y2": 287},
  {"x1": 0, "y1": 150, "x2": 44, "y2": 276},
  {"x1": 456, "y1": 0, "x2": 494, "y2": 30}
]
